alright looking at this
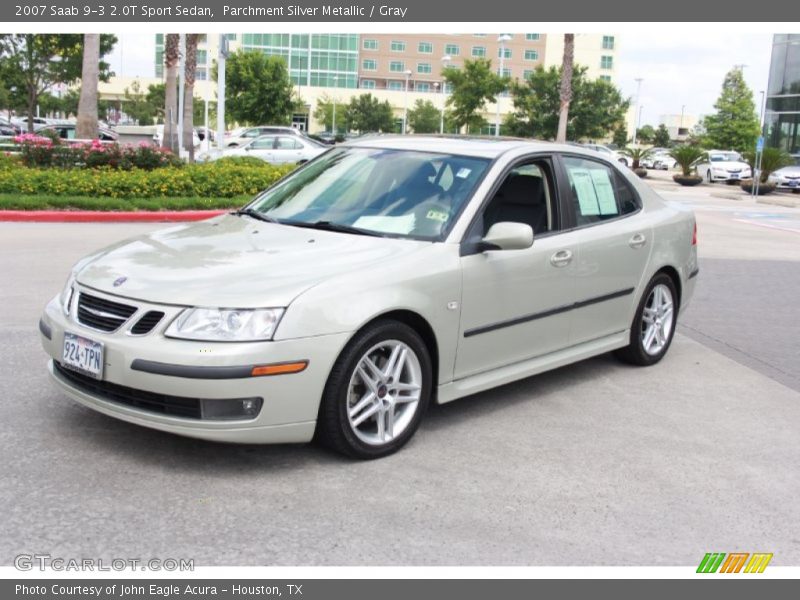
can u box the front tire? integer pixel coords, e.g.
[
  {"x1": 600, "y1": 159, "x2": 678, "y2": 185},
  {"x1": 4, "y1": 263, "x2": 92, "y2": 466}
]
[
  {"x1": 316, "y1": 320, "x2": 432, "y2": 459},
  {"x1": 615, "y1": 273, "x2": 678, "y2": 366}
]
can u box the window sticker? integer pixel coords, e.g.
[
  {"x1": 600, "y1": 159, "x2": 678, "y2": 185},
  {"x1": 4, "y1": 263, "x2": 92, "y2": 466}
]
[
  {"x1": 352, "y1": 214, "x2": 416, "y2": 234},
  {"x1": 568, "y1": 168, "x2": 600, "y2": 216},
  {"x1": 425, "y1": 209, "x2": 449, "y2": 223},
  {"x1": 589, "y1": 169, "x2": 618, "y2": 215},
  {"x1": 456, "y1": 168, "x2": 472, "y2": 179}
]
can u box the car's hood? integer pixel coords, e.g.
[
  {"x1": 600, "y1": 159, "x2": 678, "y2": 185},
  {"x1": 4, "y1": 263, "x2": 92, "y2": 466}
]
[
  {"x1": 710, "y1": 161, "x2": 749, "y2": 170},
  {"x1": 75, "y1": 214, "x2": 428, "y2": 308},
  {"x1": 773, "y1": 166, "x2": 800, "y2": 177}
]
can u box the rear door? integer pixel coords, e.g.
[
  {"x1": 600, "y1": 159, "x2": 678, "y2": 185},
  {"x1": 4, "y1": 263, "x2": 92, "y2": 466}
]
[
  {"x1": 557, "y1": 154, "x2": 652, "y2": 345},
  {"x1": 246, "y1": 136, "x2": 276, "y2": 161},
  {"x1": 272, "y1": 137, "x2": 305, "y2": 164}
]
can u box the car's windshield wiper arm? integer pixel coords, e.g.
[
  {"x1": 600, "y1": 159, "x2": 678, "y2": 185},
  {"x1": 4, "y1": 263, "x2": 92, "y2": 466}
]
[
  {"x1": 234, "y1": 208, "x2": 280, "y2": 224},
  {"x1": 285, "y1": 220, "x2": 383, "y2": 237}
]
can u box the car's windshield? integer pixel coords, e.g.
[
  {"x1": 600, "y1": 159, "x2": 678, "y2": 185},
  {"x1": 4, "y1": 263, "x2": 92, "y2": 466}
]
[
  {"x1": 247, "y1": 147, "x2": 490, "y2": 240},
  {"x1": 710, "y1": 152, "x2": 741, "y2": 162}
]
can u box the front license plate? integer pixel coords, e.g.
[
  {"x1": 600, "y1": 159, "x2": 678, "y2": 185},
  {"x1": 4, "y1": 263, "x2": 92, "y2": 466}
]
[
  {"x1": 730, "y1": 173, "x2": 739, "y2": 179},
  {"x1": 62, "y1": 332, "x2": 104, "y2": 379},
  {"x1": 789, "y1": 180, "x2": 798, "y2": 188}
]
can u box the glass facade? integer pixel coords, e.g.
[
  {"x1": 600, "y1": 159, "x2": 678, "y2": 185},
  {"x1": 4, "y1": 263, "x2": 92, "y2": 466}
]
[
  {"x1": 765, "y1": 34, "x2": 800, "y2": 154},
  {"x1": 239, "y1": 33, "x2": 359, "y2": 88}
]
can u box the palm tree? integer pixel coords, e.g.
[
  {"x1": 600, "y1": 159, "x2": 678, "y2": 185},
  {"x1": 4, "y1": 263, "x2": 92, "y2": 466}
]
[
  {"x1": 163, "y1": 34, "x2": 180, "y2": 153},
  {"x1": 622, "y1": 146, "x2": 653, "y2": 170},
  {"x1": 75, "y1": 34, "x2": 99, "y2": 139},
  {"x1": 668, "y1": 145, "x2": 705, "y2": 177},
  {"x1": 182, "y1": 34, "x2": 198, "y2": 162},
  {"x1": 555, "y1": 34, "x2": 575, "y2": 143}
]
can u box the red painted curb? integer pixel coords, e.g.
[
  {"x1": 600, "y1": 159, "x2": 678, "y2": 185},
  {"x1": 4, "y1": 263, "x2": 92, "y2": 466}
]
[{"x1": 0, "y1": 210, "x2": 226, "y2": 223}]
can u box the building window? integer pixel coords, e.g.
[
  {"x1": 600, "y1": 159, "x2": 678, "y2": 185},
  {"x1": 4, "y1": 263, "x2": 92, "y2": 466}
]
[
  {"x1": 361, "y1": 79, "x2": 376, "y2": 89},
  {"x1": 418, "y1": 41, "x2": 433, "y2": 54},
  {"x1": 472, "y1": 46, "x2": 486, "y2": 58},
  {"x1": 417, "y1": 62, "x2": 432, "y2": 74},
  {"x1": 362, "y1": 58, "x2": 377, "y2": 71},
  {"x1": 474, "y1": 34, "x2": 486, "y2": 37},
  {"x1": 498, "y1": 47, "x2": 512, "y2": 59},
  {"x1": 363, "y1": 39, "x2": 378, "y2": 50},
  {"x1": 444, "y1": 44, "x2": 460, "y2": 56},
  {"x1": 497, "y1": 67, "x2": 511, "y2": 78},
  {"x1": 390, "y1": 61, "x2": 405, "y2": 72},
  {"x1": 416, "y1": 82, "x2": 431, "y2": 92},
  {"x1": 600, "y1": 55, "x2": 613, "y2": 70},
  {"x1": 526, "y1": 33, "x2": 540, "y2": 41},
  {"x1": 599, "y1": 75, "x2": 612, "y2": 82},
  {"x1": 388, "y1": 81, "x2": 404, "y2": 91},
  {"x1": 390, "y1": 40, "x2": 406, "y2": 52},
  {"x1": 523, "y1": 69, "x2": 534, "y2": 80},
  {"x1": 602, "y1": 36, "x2": 615, "y2": 50},
  {"x1": 524, "y1": 49, "x2": 539, "y2": 61}
]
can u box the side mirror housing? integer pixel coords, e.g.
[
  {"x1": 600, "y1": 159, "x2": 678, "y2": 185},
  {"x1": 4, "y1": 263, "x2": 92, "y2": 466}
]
[{"x1": 479, "y1": 222, "x2": 534, "y2": 252}]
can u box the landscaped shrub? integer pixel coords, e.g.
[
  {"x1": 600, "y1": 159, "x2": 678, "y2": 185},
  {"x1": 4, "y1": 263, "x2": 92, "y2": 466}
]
[
  {"x1": 0, "y1": 161, "x2": 296, "y2": 199},
  {"x1": 13, "y1": 135, "x2": 182, "y2": 170}
]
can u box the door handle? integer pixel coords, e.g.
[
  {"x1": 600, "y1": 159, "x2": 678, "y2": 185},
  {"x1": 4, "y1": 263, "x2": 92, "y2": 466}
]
[
  {"x1": 629, "y1": 233, "x2": 647, "y2": 249},
  {"x1": 550, "y1": 249, "x2": 573, "y2": 267}
]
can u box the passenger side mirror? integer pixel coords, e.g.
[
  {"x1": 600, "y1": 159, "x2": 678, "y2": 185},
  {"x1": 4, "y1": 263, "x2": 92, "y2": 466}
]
[{"x1": 479, "y1": 222, "x2": 534, "y2": 252}]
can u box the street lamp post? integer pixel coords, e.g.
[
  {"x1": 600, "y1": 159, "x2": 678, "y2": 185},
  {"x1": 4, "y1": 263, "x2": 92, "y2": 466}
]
[
  {"x1": 331, "y1": 75, "x2": 338, "y2": 136},
  {"x1": 496, "y1": 34, "x2": 512, "y2": 137},
  {"x1": 440, "y1": 55, "x2": 451, "y2": 134},
  {"x1": 632, "y1": 77, "x2": 643, "y2": 145},
  {"x1": 403, "y1": 69, "x2": 412, "y2": 134}
]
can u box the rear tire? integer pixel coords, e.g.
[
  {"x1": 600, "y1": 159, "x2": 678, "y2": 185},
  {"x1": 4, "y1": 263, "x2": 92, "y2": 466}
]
[
  {"x1": 615, "y1": 273, "x2": 678, "y2": 366},
  {"x1": 316, "y1": 320, "x2": 432, "y2": 459}
]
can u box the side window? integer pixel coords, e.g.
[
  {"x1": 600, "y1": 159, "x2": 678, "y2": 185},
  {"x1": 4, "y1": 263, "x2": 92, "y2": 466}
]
[
  {"x1": 243, "y1": 128, "x2": 260, "y2": 138},
  {"x1": 563, "y1": 156, "x2": 638, "y2": 227},
  {"x1": 251, "y1": 136, "x2": 275, "y2": 150},
  {"x1": 276, "y1": 137, "x2": 301, "y2": 150},
  {"x1": 481, "y1": 161, "x2": 555, "y2": 236}
]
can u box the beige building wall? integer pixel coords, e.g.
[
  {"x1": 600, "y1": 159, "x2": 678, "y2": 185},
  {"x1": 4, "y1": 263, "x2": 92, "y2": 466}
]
[{"x1": 543, "y1": 33, "x2": 619, "y2": 83}]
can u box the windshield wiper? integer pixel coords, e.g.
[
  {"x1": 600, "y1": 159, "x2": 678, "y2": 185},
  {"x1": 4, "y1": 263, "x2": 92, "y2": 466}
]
[
  {"x1": 234, "y1": 208, "x2": 280, "y2": 224},
  {"x1": 285, "y1": 220, "x2": 383, "y2": 237}
]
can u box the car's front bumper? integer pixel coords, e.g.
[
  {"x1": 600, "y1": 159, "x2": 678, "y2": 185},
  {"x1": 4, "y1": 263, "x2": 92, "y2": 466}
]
[{"x1": 40, "y1": 291, "x2": 351, "y2": 444}]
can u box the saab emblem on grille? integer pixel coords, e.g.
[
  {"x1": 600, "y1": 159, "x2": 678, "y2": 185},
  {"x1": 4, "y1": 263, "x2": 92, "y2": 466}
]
[{"x1": 113, "y1": 276, "x2": 127, "y2": 287}]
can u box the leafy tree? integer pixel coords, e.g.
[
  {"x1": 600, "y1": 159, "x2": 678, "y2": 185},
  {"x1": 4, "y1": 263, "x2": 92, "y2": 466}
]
[
  {"x1": 668, "y1": 145, "x2": 705, "y2": 176},
  {"x1": 612, "y1": 124, "x2": 629, "y2": 148},
  {"x1": 653, "y1": 123, "x2": 672, "y2": 147},
  {"x1": 556, "y1": 34, "x2": 575, "y2": 143},
  {"x1": 0, "y1": 34, "x2": 116, "y2": 132},
  {"x1": 743, "y1": 147, "x2": 794, "y2": 182},
  {"x1": 505, "y1": 65, "x2": 630, "y2": 141},
  {"x1": 345, "y1": 94, "x2": 395, "y2": 133},
  {"x1": 703, "y1": 68, "x2": 761, "y2": 153},
  {"x1": 312, "y1": 94, "x2": 338, "y2": 132},
  {"x1": 123, "y1": 81, "x2": 157, "y2": 125},
  {"x1": 217, "y1": 50, "x2": 296, "y2": 127},
  {"x1": 443, "y1": 59, "x2": 507, "y2": 133},
  {"x1": 407, "y1": 99, "x2": 441, "y2": 134},
  {"x1": 622, "y1": 146, "x2": 653, "y2": 169},
  {"x1": 635, "y1": 124, "x2": 655, "y2": 144}
]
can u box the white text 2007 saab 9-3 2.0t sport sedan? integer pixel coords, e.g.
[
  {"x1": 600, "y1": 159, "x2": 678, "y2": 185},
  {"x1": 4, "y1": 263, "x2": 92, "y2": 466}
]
[{"x1": 40, "y1": 137, "x2": 698, "y2": 459}]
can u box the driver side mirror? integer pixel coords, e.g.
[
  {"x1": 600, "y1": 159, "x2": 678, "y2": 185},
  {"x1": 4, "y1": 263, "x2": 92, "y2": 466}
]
[{"x1": 479, "y1": 222, "x2": 534, "y2": 252}]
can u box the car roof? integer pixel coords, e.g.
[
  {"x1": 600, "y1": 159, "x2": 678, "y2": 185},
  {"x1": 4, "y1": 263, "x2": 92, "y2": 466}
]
[{"x1": 344, "y1": 134, "x2": 585, "y2": 159}]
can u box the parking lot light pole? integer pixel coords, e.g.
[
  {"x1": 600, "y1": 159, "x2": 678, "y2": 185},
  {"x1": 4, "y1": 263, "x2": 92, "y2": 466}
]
[
  {"x1": 496, "y1": 34, "x2": 512, "y2": 137},
  {"x1": 632, "y1": 77, "x2": 643, "y2": 145},
  {"x1": 440, "y1": 55, "x2": 451, "y2": 134},
  {"x1": 403, "y1": 69, "x2": 412, "y2": 134},
  {"x1": 216, "y1": 34, "x2": 228, "y2": 153}
]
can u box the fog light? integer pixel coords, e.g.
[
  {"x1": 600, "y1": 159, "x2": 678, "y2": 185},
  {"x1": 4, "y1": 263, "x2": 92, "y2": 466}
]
[{"x1": 200, "y1": 397, "x2": 263, "y2": 420}]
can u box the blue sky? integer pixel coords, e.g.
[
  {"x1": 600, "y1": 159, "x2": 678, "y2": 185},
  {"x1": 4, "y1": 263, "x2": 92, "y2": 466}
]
[{"x1": 107, "y1": 32, "x2": 774, "y2": 127}]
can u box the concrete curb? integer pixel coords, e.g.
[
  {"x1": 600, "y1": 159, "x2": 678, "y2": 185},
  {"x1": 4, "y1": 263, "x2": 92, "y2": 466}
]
[
  {"x1": 0, "y1": 210, "x2": 226, "y2": 223},
  {"x1": 757, "y1": 196, "x2": 800, "y2": 208}
]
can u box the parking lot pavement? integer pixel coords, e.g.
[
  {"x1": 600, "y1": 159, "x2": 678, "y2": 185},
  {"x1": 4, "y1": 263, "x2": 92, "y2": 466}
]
[{"x1": 1, "y1": 211, "x2": 799, "y2": 566}]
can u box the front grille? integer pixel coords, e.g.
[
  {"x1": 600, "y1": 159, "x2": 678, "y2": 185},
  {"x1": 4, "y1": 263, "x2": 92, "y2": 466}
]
[
  {"x1": 55, "y1": 362, "x2": 202, "y2": 419},
  {"x1": 130, "y1": 311, "x2": 165, "y2": 335},
  {"x1": 77, "y1": 292, "x2": 137, "y2": 332}
]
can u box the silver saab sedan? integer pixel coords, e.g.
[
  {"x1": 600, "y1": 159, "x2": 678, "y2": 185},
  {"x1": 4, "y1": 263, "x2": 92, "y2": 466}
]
[{"x1": 39, "y1": 137, "x2": 698, "y2": 459}]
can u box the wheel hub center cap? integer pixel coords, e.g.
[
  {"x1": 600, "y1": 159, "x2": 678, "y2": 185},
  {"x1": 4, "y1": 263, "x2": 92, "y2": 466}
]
[{"x1": 377, "y1": 384, "x2": 388, "y2": 398}]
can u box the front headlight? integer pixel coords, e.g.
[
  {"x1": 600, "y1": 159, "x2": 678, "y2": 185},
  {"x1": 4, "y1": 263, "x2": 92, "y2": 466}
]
[
  {"x1": 165, "y1": 307, "x2": 285, "y2": 341},
  {"x1": 59, "y1": 273, "x2": 76, "y2": 315}
]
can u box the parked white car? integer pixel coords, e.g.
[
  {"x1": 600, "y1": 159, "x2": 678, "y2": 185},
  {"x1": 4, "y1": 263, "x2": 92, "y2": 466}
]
[
  {"x1": 224, "y1": 125, "x2": 307, "y2": 148},
  {"x1": 223, "y1": 135, "x2": 327, "y2": 164},
  {"x1": 40, "y1": 137, "x2": 697, "y2": 458},
  {"x1": 767, "y1": 158, "x2": 800, "y2": 191},
  {"x1": 694, "y1": 150, "x2": 752, "y2": 183},
  {"x1": 582, "y1": 143, "x2": 631, "y2": 167},
  {"x1": 152, "y1": 125, "x2": 201, "y2": 149},
  {"x1": 652, "y1": 153, "x2": 677, "y2": 170}
]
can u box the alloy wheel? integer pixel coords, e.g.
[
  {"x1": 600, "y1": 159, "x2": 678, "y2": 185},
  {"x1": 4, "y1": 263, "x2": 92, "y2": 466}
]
[{"x1": 640, "y1": 283, "x2": 674, "y2": 356}]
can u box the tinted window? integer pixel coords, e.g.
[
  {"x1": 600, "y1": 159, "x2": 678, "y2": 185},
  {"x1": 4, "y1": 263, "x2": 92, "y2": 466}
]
[
  {"x1": 276, "y1": 137, "x2": 301, "y2": 150},
  {"x1": 251, "y1": 136, "x2": 275, "y2": 150},
  {"x1": 481, "y1": 162, "x2": 555, "y2": 235},
  {"x1": 563, "y1": 156, "x2": 638, "y2": 226}
]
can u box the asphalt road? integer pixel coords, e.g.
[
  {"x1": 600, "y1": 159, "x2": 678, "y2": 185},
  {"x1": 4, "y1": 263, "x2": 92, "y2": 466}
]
[{"x1": 1, "y1": 185, "x2": 799, "y2": 566}]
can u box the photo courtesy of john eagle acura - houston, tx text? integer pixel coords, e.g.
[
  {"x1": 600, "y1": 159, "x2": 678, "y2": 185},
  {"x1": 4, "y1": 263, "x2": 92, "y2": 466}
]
[{"x1": 39, "y1": 137, "x2": 698, "y2": 459}]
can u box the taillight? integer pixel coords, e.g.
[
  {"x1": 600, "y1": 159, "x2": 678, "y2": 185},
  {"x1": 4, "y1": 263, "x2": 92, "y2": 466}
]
[{"x1": 692, "y1": 221, "x2": 697, "y2": 246}]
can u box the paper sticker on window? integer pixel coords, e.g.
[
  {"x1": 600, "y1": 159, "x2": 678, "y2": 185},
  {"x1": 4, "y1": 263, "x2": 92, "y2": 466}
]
[
  {"x1": 589, "y1": 169, "x2": 618, "y2": 215},
  {"x1": 426, "y1": 210, "x2": 449, "y2": 223},
  {"x1": 568, "y1": 168, "x2": 600, "y2": 216},
  {"x1": 353, "y1": 214, "x2": 415, "y2": 234},
  {"x1": 456, "y1": 168, "x2": 472, "y2": 179}
]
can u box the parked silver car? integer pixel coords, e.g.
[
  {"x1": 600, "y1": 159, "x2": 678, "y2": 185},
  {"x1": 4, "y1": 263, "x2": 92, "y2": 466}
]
[
  {"x1": 224, "y1": 125, "x2": 307, "y2": 148},
  {"x1": 40, "y1": 137, "x2": 698, "y2": 458},
  {"x1": 222, "y1": 134, "x2": 327, "y2": 164},
  {"x1": 767, "y1": 156, "x2": 800, "y2": 191}
]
